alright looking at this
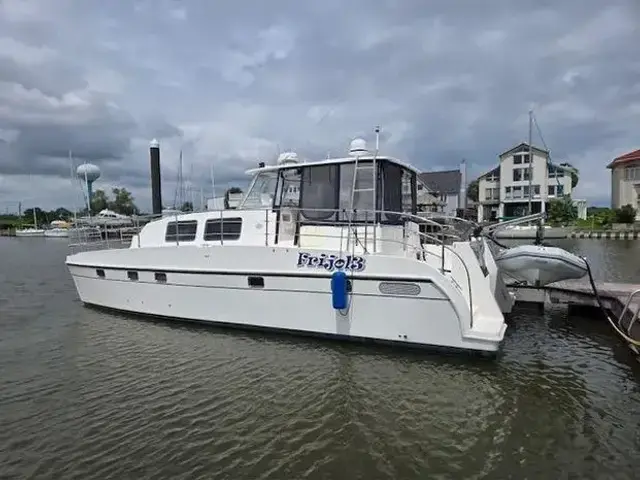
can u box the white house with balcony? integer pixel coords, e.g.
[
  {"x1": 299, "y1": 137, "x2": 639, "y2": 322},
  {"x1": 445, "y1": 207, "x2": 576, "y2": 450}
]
[
  {"x1": 607, "y1": 149, "x2": 640, "y2": 218},
  {"x1": 476, "y1": 142, "x2": 583, "y2": 222}
]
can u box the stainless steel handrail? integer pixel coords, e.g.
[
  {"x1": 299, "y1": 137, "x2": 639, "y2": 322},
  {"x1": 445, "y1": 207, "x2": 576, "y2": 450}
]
[{"x1": 619, "y1": 289, "x2": 640, "y2": 335}]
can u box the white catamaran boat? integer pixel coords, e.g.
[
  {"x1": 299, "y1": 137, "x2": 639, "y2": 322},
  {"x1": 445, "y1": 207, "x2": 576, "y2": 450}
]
[{"x1": 66, "y1": 135, "x2": 509, "y2": 354}]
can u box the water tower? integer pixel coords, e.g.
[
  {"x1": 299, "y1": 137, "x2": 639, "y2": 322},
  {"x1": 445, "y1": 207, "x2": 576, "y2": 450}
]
[{"x1": 76, "y1": 163, "x2": 101, "y2": 204}]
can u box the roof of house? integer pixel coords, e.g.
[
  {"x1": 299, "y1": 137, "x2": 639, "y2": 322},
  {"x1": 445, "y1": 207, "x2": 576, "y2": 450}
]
[
  {"x1": 499, "y1": 142, "x2": 548, "y2": 158},
  {"x1": 606, "y1": 149, "x2": 640, "y2": 169},
  {"x1": 418, "y1": 170, "x2": 461, "y2": 195},
  {"x1": 477, "y1": 166, "x2": 500, "y2": 180}
]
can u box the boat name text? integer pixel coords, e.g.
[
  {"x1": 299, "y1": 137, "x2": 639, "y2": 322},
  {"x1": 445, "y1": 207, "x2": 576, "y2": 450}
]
[{"x1": 296, "y1": 252, "x2": 366, "y2": 272}]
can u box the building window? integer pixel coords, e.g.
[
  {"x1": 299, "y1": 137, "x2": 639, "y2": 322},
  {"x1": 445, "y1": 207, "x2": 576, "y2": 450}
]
[
  {"x1": 624, "y1": 166, "x2": 639, "y2": 181},
  {"x1": 505, "y1": 186, "x2": 512, "y2": 199},
  {"x1": 486, "y1": 172, "x2": 499, "y2": 182},
  {"x1": 512, "y1": 168, "x2": 530, "y2": 182},
  {"x1": 165, "y1": 220, "x2": 198, "y2": 242},
  {"x1": 548, "y1": 165, "x2": 565, "y2": 178},
  {"x1": 533, "y1": 185, "x2": 540, "y2": 196},
  {"x1": 513, "y1": 186, "x2": 522, "y2": 199},
  {"x1": 484, "y1": 188, "x2": 500, "y2": 200},
  {"x1": 548, "y1": 185, "x2": 556, "y2": 196},
  {"x1": 513, "y1": 154, "x2": 530, "y2": 165},
  {"x1": 523, "y1": 185, "x2": 530, "y2": 197},
  {"x1": 557, "y1": 185, "x2": 564, "y2": 196},
  {"x1": 204, "y1": 218, "x2": 242, "y2": 241},
  {"x1": 513, "y1": 156, "x2": 522, "y2": 165}
]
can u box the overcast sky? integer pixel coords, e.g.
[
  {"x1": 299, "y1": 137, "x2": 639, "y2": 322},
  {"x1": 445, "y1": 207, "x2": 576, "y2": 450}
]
[{"x1": 0, "y1": 0, "x2": 638, "y2": 212}]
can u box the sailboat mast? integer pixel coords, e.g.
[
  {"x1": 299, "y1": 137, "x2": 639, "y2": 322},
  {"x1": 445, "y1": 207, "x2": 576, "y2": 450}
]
[{"x1": 527, "y1": 109, "x2": 533, "y2": 215}]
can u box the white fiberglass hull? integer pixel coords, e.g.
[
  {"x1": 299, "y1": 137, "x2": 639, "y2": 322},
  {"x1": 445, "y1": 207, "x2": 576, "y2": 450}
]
[
  {"x1": 44, "y1": 228, "x2": 69, "y2": 238},
  {"x1": 495, "y1": 244, "x2": 587, "y2": 286},
  {"x1": 66, "y1": 245, "x2": 507, "y2": 354},
  {"x1": 15, "y1": 228, "x2": 45, "y2": 237}
]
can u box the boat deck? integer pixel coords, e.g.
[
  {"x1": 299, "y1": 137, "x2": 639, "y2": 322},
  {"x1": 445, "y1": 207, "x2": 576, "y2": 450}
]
[{"x1": 508, "y1": 280, "x2": 640, "y2": 357}]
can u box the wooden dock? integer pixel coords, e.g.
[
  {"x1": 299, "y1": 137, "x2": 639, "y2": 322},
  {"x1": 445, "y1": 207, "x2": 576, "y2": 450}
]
[{"x1": 509, "y1": 280, "x2": 640, "y2": 355}]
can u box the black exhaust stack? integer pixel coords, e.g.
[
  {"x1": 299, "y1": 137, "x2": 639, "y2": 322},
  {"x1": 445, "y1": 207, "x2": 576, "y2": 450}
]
[{"x1": 150, "y1": 139, "x2": 162, "y2": 215}]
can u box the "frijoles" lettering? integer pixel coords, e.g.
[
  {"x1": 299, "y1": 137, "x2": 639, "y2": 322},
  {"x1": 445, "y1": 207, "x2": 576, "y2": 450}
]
[{"x1": 296, "y1": 252, "x2": 366, "y2": 272}]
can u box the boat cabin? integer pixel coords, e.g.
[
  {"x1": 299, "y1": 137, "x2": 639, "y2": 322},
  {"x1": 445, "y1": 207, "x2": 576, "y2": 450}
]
[{"x1": 134, "y1": 140, "x2": 424, "y2": 255}]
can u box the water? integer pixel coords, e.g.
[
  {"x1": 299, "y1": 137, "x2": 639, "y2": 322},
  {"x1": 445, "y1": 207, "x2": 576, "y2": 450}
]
[{"x1": 0, "y1": 237, "x2": 639, "y2": 479}]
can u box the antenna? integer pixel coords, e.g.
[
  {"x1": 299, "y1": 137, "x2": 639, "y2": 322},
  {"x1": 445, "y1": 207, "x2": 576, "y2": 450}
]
[
  {"x1": 210, "y1": 162, "x2": 216, "y2": 201},
  {"x1": 528, "y1": 110, "x2": 533, "y2": 215},
  {"x1": 374, "y1": 125, "x2": 380, "y2": 152}
]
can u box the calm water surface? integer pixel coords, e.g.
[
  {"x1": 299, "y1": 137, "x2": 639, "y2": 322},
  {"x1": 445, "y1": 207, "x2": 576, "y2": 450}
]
[{"x1": 0, "y1": 237, "x2": 639, "y2": 479}]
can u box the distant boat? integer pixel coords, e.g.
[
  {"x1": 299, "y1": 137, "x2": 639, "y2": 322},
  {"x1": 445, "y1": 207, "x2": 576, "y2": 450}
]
[
  {"x1": 74, "y1": 209, "x2": 133, "y2": 227},
  {"x1": 16, "y1": 227, "x2": 45, "y2": 237},
  {"x1": 44, "y1": 220, "x2": 71, "y2": 238},
  {"x1": 493, "y1": 225, "x2": 569, "y2": 240},
  {"x1": 16, "y1": 206, "x2": 44, "y2": 237}
]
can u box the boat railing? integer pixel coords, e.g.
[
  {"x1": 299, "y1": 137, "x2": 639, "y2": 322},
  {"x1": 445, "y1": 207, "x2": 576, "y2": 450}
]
[
  {"x1": 68, "y1": 213, "x2": 164, "y2": 252},
  {"x1": 482, "y1": 212, "x2": 546, "y2": 235}
]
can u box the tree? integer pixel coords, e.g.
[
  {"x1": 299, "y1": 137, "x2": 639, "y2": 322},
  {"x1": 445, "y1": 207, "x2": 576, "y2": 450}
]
[
  {"x1": 180, "y1": 201, "x2": 193, "y2": 212},
  {"x1": 560, "y1": 163, "x2": 579, "y2": 188},
  {"x1": 52, "y1": 207, "x2": 72, "y2": 220},
  {"x1": 547, "y1": 195, "x2": 577, "y2": 226},
  {"x1": 22, "y1": 207, "x2": 46, "y2": 225},
  {"x1": 91, "y1": 189, "x2": 109, "y2": 213},
  {"x1": 615, "y1": 204, "x2": 637, "y2": 224},
  {"x1": 109, "y1": 187, "x2": 139, "y2": 216},
  {"x1": 467, "y1": 179, "x2": 479, "y2": 202}
]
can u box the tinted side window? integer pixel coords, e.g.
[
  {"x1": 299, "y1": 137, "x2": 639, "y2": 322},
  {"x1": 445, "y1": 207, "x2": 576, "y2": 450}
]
[
  {"x1": 300, "y1": 164, "x2": 339, "y2": 221},
  {"x1": 165, "y1": 220, "x2": 198, "y2": 242},
  {"x1": 204, "y1": 218, "x2": 242, "y2": 241}
]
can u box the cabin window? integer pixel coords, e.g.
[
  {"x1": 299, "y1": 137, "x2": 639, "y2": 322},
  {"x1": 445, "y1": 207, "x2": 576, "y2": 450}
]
[
  {"x1": 203, "y1": 217, "x2": 242, "y2": 241},
  {"x1": 239, "y1": 172, "x2": 279, "y2": 209},
  {"x1": 155, "y1": 272, "x2": 167, "y2": 283},
  {"x1": 96, "y1": 269, "x2": 105, "y2": 278},
  {"x1": 300, "y1": 164, "x2": 339, "y2": 221},
  {"x1": 380, "y1": 162, "x2": 415, "y2": 222},
  {"x1": 127, "y1": 271, "x2": 139, "y2": 281},
  {"x1": 165, "y1": 220, "x2": 198, "y2": 242}
]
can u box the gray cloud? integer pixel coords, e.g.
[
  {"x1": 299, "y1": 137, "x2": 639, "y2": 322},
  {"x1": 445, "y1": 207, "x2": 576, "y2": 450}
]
[{"x1": 0, "y1": 0, "x2": 638, "y2": 211}]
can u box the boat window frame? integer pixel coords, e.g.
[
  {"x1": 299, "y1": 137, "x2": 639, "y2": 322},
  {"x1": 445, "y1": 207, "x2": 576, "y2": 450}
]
[
  {"x1": 165, "y1": 220, "x2": 198, "y2": 243},
  {"x1": 287, "y1": 159, "x2": 417, "y2": 226},
  {"x1": 203, "y1": 217, "x2": 243, "y2": 242}
]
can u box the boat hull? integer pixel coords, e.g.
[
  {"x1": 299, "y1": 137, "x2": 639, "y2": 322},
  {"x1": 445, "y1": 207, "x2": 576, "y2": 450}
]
[
  {"x1": 495, "y1": 245, "x2": 587, "y2": 286},
  {"x1": 15, "y1": 229, "x2": 45, "y2": 237},
  {"x1": 66, "y1": 246, "x2": 506, "y2": 353},
  {"x1": 44, "y1": 228, "x2": 69, "y2": 238}
]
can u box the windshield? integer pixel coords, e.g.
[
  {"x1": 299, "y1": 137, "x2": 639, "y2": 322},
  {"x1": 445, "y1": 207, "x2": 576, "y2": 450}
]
[{"x1": 238, "y1": 172, "x2": 278, "y2": 209}]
